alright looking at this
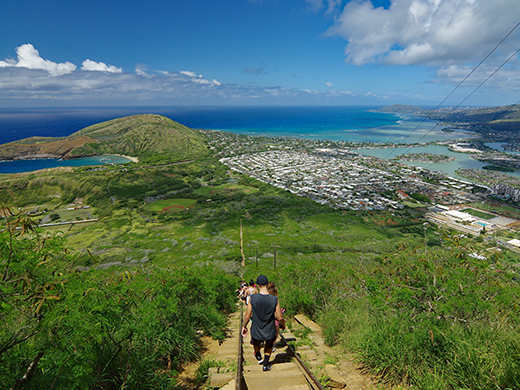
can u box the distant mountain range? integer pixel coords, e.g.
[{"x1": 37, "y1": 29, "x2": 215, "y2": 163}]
[
  {"x1": 378, "y1": 103, "x2": 520, "y2": 121},
  {"x1": 0, "y1": 114, "x2": 209, "y2": 162},
  {"x1": 377, "y1": 104, "x2": 520, "y2": 143}
]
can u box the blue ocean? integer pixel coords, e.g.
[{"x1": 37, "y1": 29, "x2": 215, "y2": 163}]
[
  {"x1": 0, "y1": 106, "x2": 471, "y2": 174},
  {"x1": 0, "y1": 106, "x2": 468, "y2": 144}
]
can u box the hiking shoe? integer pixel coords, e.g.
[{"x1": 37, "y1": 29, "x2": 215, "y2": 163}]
[
  {"x1": 254, "y1": 353, "x2": 263, "y2": 364},
  {"x1": 262, "y1": 364, "x2": 272, "y2": 372},
  {"x1": 271, "y1": 346, "x2": 276, "y2": 353}
]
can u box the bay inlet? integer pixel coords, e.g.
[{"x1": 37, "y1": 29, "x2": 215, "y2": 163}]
[{"x1": 0, "y1": 155, "x2": 133, "y2": 174}]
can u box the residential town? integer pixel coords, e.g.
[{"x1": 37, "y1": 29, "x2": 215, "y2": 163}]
[
  {"x1": 220, "y1": 148, "x2": 484, "y2": 211},
  {"x1": 219, "y1": 148, "x2": 520, "y2": 239},
  {"x1": 201, "y1": 128, "x2": 520, "y2": 237}
]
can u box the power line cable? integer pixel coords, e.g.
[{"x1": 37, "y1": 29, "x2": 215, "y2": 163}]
[
  {"x1": 420, "y1": 97, "x2": 520, "y2": 171},
  {"x1": 385, "y1": 19, "x2": 520, "y2": 159},
  {"x1": 415, "y1": 46, "x2": 520, "y2": 145}
]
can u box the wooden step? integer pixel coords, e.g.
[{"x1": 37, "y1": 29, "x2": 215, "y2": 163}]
[{"x1": 243, "y1": 362, "x2": 311, "y2": 390}]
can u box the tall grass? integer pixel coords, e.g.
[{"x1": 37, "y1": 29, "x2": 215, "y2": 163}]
[{"x1": 262, "y1": 242, "x2": 520, "y2": 390}]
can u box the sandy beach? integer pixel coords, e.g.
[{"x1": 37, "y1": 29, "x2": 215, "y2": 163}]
[{"x1": 115, "y1": 154, "x2": 139, "y2": 163}]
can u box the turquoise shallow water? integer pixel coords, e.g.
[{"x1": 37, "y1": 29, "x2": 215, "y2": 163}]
[
  {"x1": 485, "y1": 142, "x2": 520, "y2": 156},
  {"x1": 356, "y1": 145, "x2": 520, "y2": 180},
  {"x1": 0, "y1": 155, "x2": 132, "y2": 174},
  {"x1": 201, "y1": 107, "x2": 473, "y2": 144},
  {"x1": 0, "y1": 106, "x2": 474, "y2": 174}
]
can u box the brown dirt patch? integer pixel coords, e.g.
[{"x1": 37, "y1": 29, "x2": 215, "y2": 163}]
[{"x1": 163, "y1": 205, "x2": 186, "y2": 211}]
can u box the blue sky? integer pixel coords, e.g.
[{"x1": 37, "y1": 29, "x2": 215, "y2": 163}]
[{"x1": 1, "y1": 0, "x2": 520, "y2": 107}]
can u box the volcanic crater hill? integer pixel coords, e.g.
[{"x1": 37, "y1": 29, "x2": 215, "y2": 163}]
[{"x1": 0, "y1": 114, "x2": 209, "y2": 162}]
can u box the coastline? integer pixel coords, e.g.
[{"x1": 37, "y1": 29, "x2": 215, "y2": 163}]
[
  {"x1": 0, "y1": 154, "x2": 137, "y2": 174},
  {"x1": 0, "y1": 153, "x2": 139, "y2": 163},
  {"x1": 114, "y1": 154, "x2": 139, "y2": 163}
]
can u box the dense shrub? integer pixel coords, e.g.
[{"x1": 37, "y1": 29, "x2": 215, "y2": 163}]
[{"x1": 0, "y1": 224, "x2": 238, "y2": 389}]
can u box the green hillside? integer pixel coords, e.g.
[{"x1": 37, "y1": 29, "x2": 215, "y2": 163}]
[
  {"x1": 70, "y1": 114, "x2": 209, "y2": 162},
  {"x1": 0, "y1": 114, "x2": 209, "y2": 163},
  {"x1": 377, "y1": 104, "x2": 520, "y2": 122}
]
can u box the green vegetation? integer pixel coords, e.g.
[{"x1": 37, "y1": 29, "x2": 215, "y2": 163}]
[
  {"x1": 193, "y1": 183, "x2": 260, "y2": 197},
  {"x1": 378, "y1": 104, "x2": 520, "y2": 148},
  {"x1": 195, "y1": 358, "x2": 231, "y2": 385},
  {"x1": 1, "y1": 115, "x2": 520, "y2": 389},
  {"x1": 410, "y1": 192, "x2": 431, "y2": 203},
  {"x1": 72, "y1": 115, "x2": 209, "y2": 163},
  {"x1": 401, "y1": 200, "x2": 425, "y2": 208},
  {"x1": 469, "y1": 201, "x2": 520, "y2": 219},
  {"x1": 460, "y1": 208, "x2": 496, "y2": 220},
  {"x1": 482, "y1": 165, "x2": 515, "y2": 172}
]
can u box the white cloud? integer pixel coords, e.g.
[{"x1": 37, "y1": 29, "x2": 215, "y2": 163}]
[
  {"x1": 180, "y1": 70, "x2": 199, "y2": 77},
  {"x1": 179, "y1": 70, "x2": 221, "y2": 86},
  {"x1": 0, "y1": 40, "x2": 519, "y2": 105},
  {"x1": 0, "y1": 59, "x2": 16, "y2": 67},
  {"x1": 191, "y1": 78, "x2": 211, "y2": 84},
  {"x1": 327, "y1": 0, "x2": 520, "y2": 67},
  {"x1": 0, "y1": 62, "x2": 369, "y2": 104},
  {"x1": 135, "y1": 65, "x2": 149, "y2": 77},
  {"x1": 434, "y1": 61, "x2": 520, "y2": 91},
  {"x1": 0, "y1": 43, "x2": 76, "y2": 76},
  {"x1": 81, "y1": 59, "x2": 122, "y2": 73}
]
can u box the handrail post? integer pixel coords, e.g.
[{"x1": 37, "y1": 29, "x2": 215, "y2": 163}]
[{"x1": 236, "y1": 304, "x2": 244, "y2": 390}]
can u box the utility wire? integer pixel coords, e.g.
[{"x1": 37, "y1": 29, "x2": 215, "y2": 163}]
[
  {"x1": 421, "y1": 97, "x2": 520, "y2": 171},
  {"x1": 385, "y1": 19, "x2": 520, "y2": 159},
  {"x1": 415, "y1": 46, "x2": 520, "y2": 145}
]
